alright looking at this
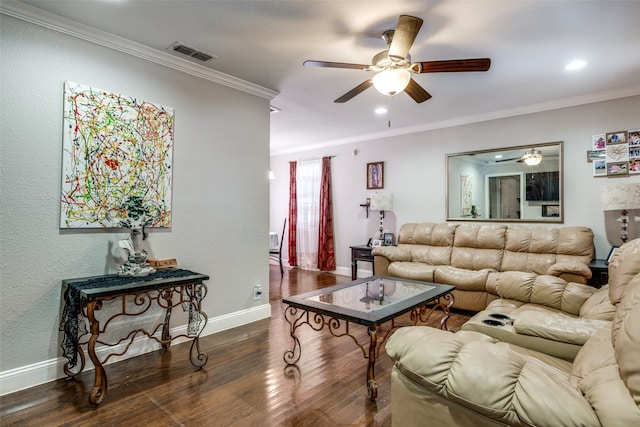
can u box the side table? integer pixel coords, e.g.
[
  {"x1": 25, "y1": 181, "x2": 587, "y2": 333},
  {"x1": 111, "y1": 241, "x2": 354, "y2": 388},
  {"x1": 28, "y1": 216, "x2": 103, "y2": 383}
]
[
  {"x1": 350, "y1": 245, "x2": 374, "y2": 280},
  {"x1": 588, "y1": 259, "x2": 608, "y2": 288}
]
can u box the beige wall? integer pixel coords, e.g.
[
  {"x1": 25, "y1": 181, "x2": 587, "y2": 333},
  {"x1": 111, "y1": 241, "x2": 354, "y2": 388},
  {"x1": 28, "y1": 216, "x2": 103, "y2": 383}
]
[
  {"x1": 270, "y1": 96, "x2": 640, "y2": 277},
  {"x1": 0, "y1": 15, "x2": 271, "y2": 391}
]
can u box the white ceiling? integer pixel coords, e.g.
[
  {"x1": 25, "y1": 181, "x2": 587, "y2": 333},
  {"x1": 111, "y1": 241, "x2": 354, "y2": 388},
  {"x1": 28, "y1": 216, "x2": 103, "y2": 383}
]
[{"x1": 12, "y1": 1, "x2": 640, "y2": 155}]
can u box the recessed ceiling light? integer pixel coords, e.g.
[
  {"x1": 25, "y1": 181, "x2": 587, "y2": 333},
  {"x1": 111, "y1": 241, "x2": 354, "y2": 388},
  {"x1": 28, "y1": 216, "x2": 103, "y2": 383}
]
[
  {"x1": 375, "y1": 107, "x2": 388, "y2": 114},
  {"x1": 565, "y1": 60, "x2": 587, "y2": 71}
]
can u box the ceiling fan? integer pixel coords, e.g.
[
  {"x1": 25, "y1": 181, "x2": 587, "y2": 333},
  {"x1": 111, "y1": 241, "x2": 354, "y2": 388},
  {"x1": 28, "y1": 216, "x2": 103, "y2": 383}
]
[
  {"x1": 494, "y1": 149, "x2": 543, "y2": 165},
  {"x1": 303, "y1": 15, "x2": 491, "y2": 103}
]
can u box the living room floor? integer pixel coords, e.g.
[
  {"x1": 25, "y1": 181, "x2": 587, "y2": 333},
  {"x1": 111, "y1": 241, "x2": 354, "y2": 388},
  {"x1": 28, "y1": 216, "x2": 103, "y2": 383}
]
[{"x1": 0, "y1": 266, "x2": 471, "y2": 427}]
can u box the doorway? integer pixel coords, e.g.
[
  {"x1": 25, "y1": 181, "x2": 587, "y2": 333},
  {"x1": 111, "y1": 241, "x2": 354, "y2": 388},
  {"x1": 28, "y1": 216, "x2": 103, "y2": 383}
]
[{"x1": 486, "y1": 173, "x2": 523, "y2": 220}]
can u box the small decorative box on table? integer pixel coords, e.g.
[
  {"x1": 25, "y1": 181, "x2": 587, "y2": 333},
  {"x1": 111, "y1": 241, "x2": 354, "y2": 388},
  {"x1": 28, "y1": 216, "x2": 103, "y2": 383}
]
[{"x1": 59, "y1": 269, "x2": 209, "y2": 405}]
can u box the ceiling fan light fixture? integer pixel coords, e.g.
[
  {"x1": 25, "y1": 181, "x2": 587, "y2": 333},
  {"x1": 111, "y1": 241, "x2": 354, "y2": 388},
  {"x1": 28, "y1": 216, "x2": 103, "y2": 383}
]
[
  {"x1": 522, "y1": 148, "x2": 543, "y2": 166},
  {"x1": 372, "y1": 68, "x2": 411, "y2": 96}
]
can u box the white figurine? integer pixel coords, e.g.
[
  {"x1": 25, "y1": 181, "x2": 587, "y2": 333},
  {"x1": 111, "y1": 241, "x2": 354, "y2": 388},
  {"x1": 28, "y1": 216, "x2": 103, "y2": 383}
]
[{"x1": 115, "y1": 196, "x2": 156, "y2": 277}]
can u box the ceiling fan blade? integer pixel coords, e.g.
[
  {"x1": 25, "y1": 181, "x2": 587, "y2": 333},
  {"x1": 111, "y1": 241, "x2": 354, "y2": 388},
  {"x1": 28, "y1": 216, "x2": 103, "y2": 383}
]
[
  {"x1": 388, "y1": 15, "x2": 424, "y2": 62},
  {"x1": 303, "y1": 60, "x2": 369, "y2": 70},
  {"x1": 404, "y1": 78, "x2": 432, "y2": 103},
  {"x1": 412, "y1": 58, "x2": 491, "y2": 73},
  {"x1": 334, "y1": 80, "x2": 373, "y2": 103}
]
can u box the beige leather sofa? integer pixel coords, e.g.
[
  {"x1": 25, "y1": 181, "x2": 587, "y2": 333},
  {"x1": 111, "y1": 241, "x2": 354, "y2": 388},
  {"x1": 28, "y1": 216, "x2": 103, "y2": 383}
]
[
  {"x1": 462, "y1": 239, "x2": 640, "y2": 361},
  {"x1": 385, "y1": 261, "x2": 640, "y2": 425},
  {"x1": 372, "y1": 222, "x2": 594, "y2": 311}
]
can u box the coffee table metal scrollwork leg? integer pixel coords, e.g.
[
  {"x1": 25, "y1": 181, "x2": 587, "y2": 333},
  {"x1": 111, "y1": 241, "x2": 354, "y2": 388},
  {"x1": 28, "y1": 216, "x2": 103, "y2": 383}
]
[
  {"x1": 86, "y1": 300, "x2": 107, "y2": 405},
  {"x1": 438, "y1": 293, "x2": 455, "y2": 331},
  {"x1": 366, "y1": 325, "x2": 378, "y2": 401},
  {"x1": 283, "y1": 305, "x2": 304, "y2": 365}
]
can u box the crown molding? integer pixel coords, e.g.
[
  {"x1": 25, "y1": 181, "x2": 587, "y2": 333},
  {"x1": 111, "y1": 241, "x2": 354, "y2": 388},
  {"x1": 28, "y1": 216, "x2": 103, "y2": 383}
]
[
  {"x1": 271, "y1": 87, "x2": 640, "y2": 156},
  {"x1": 0, "y1": 1, "x2": 279, "y2": 101}
]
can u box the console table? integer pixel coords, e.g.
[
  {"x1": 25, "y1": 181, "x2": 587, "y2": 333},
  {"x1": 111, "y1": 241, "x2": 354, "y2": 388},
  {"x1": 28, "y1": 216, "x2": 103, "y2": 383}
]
[
  {"x1": 350, "y1": 245, "x2": 374, "y2": 279},
  {"x1": 59, "y1": 269, "x2": 209, "y2": 405}
]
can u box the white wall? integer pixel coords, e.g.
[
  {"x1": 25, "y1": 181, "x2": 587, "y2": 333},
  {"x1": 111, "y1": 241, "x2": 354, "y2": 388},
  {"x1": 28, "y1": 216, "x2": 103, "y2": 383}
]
[
  {"x1": 270, "y1": 96, "x2": 640, "y2": 276},
  {"x1": 0, "y1": 16, "x2": 271, "y2": 391}
]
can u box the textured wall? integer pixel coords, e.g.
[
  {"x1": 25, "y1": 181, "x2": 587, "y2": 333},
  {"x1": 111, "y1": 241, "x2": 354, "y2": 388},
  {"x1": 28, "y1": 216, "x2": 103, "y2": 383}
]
[{"x1": 0, "y1": 16, "x2": 270, "y2": 373}]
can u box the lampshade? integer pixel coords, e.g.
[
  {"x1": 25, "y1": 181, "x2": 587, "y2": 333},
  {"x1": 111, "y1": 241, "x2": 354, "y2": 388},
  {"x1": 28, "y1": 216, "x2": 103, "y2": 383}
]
[
  {"x1": 372, "y1": 69, "x2": 411, "y2": 96},
  {"x1": 522, "y1": 148, "x2": 542, "y2": 166},
  {"x1": 370, "y1": 192, "x2": 393, "y2": 211},
  {"x1": 600, "y1": 183, "x2": 640, "y2": 210}
]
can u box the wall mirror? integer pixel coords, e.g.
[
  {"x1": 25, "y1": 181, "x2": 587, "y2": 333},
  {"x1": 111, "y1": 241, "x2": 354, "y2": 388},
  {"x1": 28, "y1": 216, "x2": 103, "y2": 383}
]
[{"x1": 446, "y1": 141, "x2": 563, "y2": 223}]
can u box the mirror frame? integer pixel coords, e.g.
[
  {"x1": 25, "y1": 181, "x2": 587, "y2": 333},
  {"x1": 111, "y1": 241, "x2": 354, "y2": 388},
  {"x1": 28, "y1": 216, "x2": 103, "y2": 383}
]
[{"x1": 446, "y1": 141, "x2": 564, "y2": 223}]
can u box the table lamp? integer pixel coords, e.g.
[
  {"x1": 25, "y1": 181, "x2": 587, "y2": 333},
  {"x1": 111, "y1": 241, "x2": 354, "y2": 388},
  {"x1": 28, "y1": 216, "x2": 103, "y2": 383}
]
[
  {"x1": 600, "y1": 183, "x2": 640, "y2": 244},
  {"x1": 370, "y1": 192, "x2": 393, "y2": 241}
]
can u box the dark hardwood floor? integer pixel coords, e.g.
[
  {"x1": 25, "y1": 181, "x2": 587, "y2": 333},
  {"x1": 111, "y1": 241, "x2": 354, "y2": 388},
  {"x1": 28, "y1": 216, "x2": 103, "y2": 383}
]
[{"x1": 0, "y1": 267, "x2": 471, "y2": 426}]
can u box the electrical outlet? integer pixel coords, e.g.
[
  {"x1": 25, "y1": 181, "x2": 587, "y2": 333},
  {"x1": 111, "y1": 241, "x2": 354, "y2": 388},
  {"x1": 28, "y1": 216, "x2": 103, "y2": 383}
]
[{"x1": 253, "y1": 285, "x2": 262, "y2": 300}]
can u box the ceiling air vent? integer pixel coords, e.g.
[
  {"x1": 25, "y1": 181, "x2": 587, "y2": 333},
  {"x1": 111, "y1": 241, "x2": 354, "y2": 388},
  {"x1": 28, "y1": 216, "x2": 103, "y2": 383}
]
[{"x1": 169, "y1": 42, "x2": 216, "y2": 62}]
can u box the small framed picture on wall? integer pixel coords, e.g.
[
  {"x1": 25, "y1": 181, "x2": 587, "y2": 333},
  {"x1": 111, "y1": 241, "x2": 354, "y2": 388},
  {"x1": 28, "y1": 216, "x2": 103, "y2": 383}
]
[
  {"x1": 606, "y1": 131, "x2": 627, "y2": 145},
  {"x1": 367, "y1": 162, "x2": 384, "y2": 189}
]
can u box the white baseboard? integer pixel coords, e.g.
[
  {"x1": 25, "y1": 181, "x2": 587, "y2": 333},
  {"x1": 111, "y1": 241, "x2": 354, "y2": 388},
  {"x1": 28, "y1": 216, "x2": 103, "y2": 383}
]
[{"x1": 0, "y1": 303, "x2": 271, "y2": 396}]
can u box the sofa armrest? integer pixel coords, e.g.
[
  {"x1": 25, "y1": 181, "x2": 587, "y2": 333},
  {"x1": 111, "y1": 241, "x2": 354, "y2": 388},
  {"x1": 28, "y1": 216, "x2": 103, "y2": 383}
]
[
  {"x1": 386, "y1": 326, "x2": 600, "y2": 426},
  {"x1": 547, "y1": 262, "x2": 592, "y2": 280},
  {"x1": 514, "y1": 311, "x2": 610, "y2": 345},
  {"x1": 371, "y1": 246, "x2": 411, "y2": 262}
]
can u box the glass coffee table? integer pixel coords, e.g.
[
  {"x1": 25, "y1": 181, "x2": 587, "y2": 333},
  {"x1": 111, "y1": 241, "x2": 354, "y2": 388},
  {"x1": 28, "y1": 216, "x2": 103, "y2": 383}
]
[{"x1": 282, "y1": 275, "x2": 454, "y2": 400}]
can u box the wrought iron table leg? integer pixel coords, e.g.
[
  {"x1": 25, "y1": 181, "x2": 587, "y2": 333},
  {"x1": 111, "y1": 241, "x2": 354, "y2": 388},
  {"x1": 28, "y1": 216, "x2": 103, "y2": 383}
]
[
  {"x1": 438, "y1": 293, "x2": 455, "y2": 331},
  {"x1": 186, "y1": 284, "x2": 208, "y2": 368},
  {"x1": 63, "y1": 345, "x2": 85, "y2": 377},
  {"x1": 366, "y1": 325, "x2": 378, "y2": 401},
  {"x1": 86, "y1": 300, "x2": 107, "y2": 405},
  {"x1": 161, "y1": 290, "x2": 173, "y2": 350},
  {"x1": 283, "y1": 306, "x2": 303, "y2": 365}
]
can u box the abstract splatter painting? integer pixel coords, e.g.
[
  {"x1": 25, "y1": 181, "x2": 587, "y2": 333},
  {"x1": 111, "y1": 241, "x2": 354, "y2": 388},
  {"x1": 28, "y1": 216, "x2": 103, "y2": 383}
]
[{"x1": 60, "y1": 82, "x2": 174, "y2": 228}]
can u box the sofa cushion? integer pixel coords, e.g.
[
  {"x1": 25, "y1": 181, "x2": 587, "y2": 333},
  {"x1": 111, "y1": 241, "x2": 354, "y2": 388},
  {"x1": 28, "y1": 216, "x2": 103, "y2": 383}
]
[
  {"x1": 409, "y1": 245, "x2": 453, "y2": 265},
  {"x1": 579, "y1": 285, "x2": 616, "y2": 321},
  {"x1": 387, "y1": 262, "x2": 435, "y2": 282},
  {"x1": 611, "y1": 271, "x2": 640, "y2": 406},
  {"x1": 555, "y1": 226, "x2": 596, "y2": 263},
  {"x1": 411, "y1": 222, "x2": 457, "y2": 246},
  {"x1": 608, "y1": 238, "x2": 640, "y2": 305},
  {"x1": 501, "y1": 226, "x2": 558, "y2": 274},
  {"x1": 496, "y1": 274, "x2": 596, "y2": 316},
  {"x1": 434, "y1": 266, "x2": 492, "y2": 292},
  {"x1": 450, "y1": 224, "x2": 506, "y2": 271},
  {"x1": 387, "y1": 222, "x2": 457, "y2": 265},
  {"x1": 500, "y1": 226, "x2": 594, "y2": 276},
  {"x1": 579, "y1": 365, "x2": 640, "y2": 425},
  {"x1": 570, "y1": 326, "x2": 615, "y2": 387}
]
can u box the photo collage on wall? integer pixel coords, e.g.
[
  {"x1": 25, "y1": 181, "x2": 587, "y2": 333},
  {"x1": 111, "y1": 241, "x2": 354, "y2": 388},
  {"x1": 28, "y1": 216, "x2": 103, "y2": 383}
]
[{"x1": 590, "y1": 129, "x2": 640, "y2": 177}]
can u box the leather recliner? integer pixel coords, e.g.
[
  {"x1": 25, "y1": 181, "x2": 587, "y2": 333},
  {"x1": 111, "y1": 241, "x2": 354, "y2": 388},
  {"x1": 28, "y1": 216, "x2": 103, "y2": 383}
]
[
  {"x1": 462, "y1": 238, "x2": 640, "y2": 361},
  {"x1": 385, "y1": 239, "x2": 640, "y2": 426}
]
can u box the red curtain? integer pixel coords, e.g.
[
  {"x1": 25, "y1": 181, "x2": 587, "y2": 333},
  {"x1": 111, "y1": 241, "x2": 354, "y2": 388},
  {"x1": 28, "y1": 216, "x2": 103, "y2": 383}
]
[
  {"x1": 317, "y1": 157, "x2": 335, "y2": 271},
  {"x1": 287, "y1": 161, "x2": 298, "y2": 267}
]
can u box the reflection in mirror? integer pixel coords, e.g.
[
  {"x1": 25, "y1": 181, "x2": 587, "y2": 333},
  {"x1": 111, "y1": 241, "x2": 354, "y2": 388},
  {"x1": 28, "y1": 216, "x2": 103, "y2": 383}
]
[{"x1": 446, "y1": 142, "x2": 563, "y2": 223}]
